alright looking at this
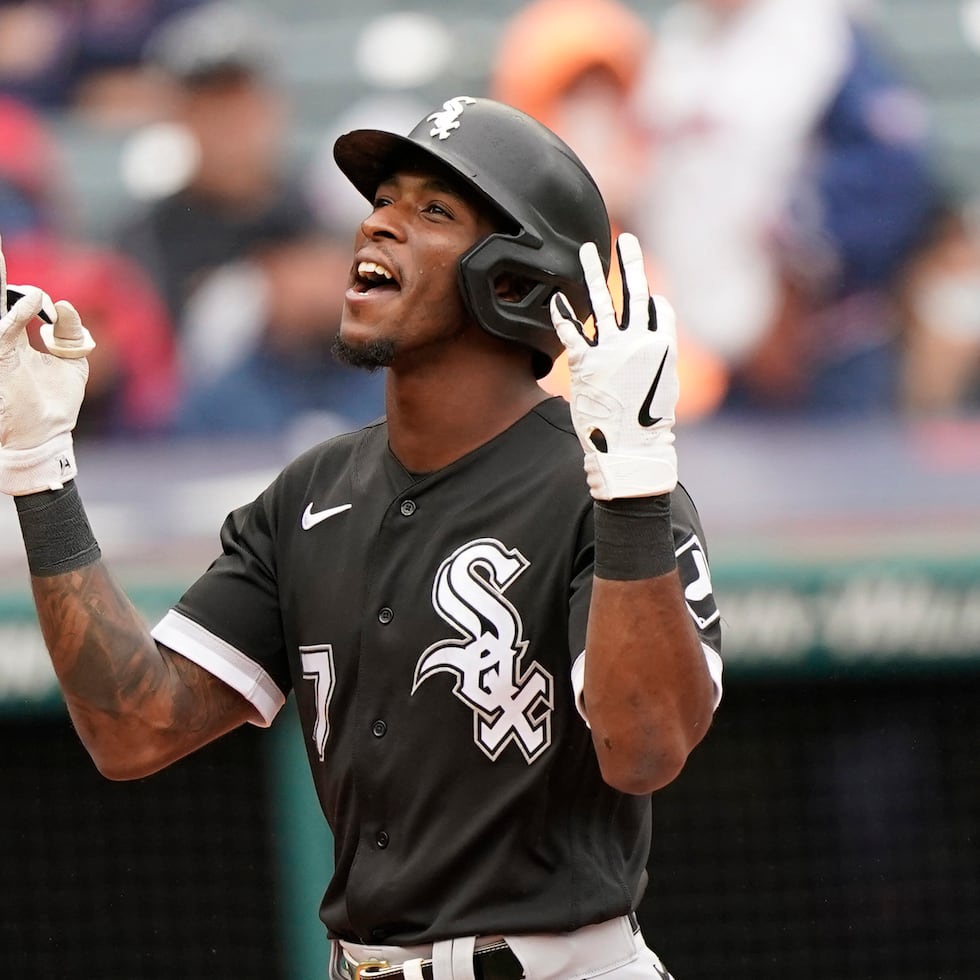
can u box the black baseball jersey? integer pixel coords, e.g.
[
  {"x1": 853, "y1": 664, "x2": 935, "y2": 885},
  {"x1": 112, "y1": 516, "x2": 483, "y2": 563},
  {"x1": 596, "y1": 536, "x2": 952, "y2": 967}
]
[{"x1": 151, "y1": 396, "x2": 722, "y2": 945}]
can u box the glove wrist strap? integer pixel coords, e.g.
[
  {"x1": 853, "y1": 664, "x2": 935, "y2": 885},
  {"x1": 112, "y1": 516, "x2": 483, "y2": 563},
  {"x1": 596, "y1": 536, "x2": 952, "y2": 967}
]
[
  {"x1": 594, "y1": 495, "x2": 676, "y2": 581},
  {"x1": 584, "y1": 445, "x2": 678, "y2": 500},
  {"x1": 0, "y1": 432, "x2": 77, "y2": 495},
  {"x1": 15, "y1": 480, "x2": 101, "y2": 577}
]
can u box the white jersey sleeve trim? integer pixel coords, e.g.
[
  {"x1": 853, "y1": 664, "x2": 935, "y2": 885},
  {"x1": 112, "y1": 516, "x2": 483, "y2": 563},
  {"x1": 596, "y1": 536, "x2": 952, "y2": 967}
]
[
  {"x1": 571, "y1": 650, "x2": 588, "y2": 726},
  {"x1": 151, "y1": 609, "x2": 286, "y2": 727},
  {"x1": 703, "y1": 643, "x2": 724, "y2": 709},
  {"x1": 570, "y1": 642, "x2": 723, "y2": 728}
]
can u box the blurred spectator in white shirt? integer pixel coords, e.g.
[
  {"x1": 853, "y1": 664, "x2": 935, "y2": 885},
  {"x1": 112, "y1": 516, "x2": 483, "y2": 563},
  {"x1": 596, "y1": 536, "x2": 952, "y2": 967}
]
[{"x1": 634, "y1": 0, "x2": 941, "y2": 415}]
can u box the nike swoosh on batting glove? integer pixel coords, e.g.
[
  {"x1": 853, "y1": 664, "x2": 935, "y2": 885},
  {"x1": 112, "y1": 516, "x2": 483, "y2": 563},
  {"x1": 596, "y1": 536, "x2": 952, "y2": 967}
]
[{"x1": 550, "y1": 232, "x2": 679, "y2": 500}]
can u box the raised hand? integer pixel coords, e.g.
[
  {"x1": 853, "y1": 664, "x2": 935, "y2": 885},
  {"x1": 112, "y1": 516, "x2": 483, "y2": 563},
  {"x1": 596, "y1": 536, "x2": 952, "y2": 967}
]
[
  {"x1": 550, "y1": 232, "x2": 679, "y2": 500},
  {"x1": 0, "y1": 234, "x2": 95, "y2": 495}
]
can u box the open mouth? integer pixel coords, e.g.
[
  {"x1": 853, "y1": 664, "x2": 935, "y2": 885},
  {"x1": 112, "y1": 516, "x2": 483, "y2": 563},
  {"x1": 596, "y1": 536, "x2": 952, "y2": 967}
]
[{"x1": 353, "y1": 259, "x2": 400, "y2": 294}]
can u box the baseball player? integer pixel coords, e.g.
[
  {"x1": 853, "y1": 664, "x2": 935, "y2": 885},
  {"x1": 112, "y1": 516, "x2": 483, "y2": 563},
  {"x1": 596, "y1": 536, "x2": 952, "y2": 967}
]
[{"x1": 0, "y1": 96, "x2": 723, "y2": 979}]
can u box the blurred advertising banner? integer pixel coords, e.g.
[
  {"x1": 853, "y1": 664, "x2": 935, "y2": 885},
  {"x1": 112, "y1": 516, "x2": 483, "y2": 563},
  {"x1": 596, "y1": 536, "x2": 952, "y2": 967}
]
[{"x1": 2, "y1": 417, "x2": 980, "y2": 710}]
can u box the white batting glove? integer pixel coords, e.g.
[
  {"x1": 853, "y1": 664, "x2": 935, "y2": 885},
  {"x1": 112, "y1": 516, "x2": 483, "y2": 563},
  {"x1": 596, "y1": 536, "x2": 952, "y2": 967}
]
[
  {"x1": 551, "y1": 232, "x2": 679, "y2": 500},
  {"x1": 0, "y1": 236, "x2": 95, "y2": 496}
]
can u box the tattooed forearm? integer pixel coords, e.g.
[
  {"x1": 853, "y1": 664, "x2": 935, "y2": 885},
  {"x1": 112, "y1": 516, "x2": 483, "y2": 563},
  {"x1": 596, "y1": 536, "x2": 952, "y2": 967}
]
[
  {"x1": 30, "y1": 559, "x2": 254, "y2": 779},
  {"x1": 34, "y1": 561, "x2": 152, "y2": 713}
]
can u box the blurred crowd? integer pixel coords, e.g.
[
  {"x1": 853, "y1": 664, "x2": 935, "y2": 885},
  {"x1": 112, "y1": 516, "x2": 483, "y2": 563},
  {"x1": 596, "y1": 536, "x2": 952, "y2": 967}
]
[
  {"x1": 1, "y1": 0, "x2": 979, "y2": 446},
  {"x1": 0, "y1": 0, "x2": 386, "y2": 446}
]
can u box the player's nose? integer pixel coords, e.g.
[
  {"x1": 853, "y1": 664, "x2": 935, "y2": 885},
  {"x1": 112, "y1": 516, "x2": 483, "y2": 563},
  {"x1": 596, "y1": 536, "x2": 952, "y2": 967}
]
[{"x1": 360, "y1": 203, "x2": 409, "y2": 243}]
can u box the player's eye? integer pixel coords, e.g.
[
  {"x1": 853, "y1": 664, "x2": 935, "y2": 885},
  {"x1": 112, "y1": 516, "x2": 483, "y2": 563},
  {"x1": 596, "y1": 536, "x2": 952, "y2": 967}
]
[{"x1": 423, "y1": 201, "x2": 455, "y2": 220}]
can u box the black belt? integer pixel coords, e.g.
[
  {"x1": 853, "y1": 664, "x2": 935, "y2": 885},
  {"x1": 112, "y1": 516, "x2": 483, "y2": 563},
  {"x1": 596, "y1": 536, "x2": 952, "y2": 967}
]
[{"x1": 350, "y1": 940, "x2": 524, "y2": 980}]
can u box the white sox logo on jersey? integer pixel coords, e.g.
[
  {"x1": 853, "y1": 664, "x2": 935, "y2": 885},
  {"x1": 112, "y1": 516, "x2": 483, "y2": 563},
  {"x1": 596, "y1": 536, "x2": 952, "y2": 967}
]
[
  {"x1": 427, "y1": 96, "x2": 476, "y2": 140},
  {"x1": 413, "y1": 537, "x2": 554, "y2": 764}
]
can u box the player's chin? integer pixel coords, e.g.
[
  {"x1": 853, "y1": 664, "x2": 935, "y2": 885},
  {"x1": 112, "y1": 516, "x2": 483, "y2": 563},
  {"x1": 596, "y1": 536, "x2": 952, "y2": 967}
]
[{"x1": 331, "y1": 332, "x2": 395, "y2": 372}]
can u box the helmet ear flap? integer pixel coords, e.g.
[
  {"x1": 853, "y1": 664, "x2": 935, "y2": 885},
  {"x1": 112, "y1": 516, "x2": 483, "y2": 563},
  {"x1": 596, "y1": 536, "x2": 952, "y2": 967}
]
[{"x1": 458, "y1": 232, "x2": 577, "y2": 372}]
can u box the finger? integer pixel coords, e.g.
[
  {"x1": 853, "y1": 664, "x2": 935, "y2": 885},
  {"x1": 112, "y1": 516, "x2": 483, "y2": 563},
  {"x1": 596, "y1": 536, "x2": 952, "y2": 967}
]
[
  {"x1": 550, "y1": 292, "x2": 590, "y2": 353},
  {"x1": 4, "y1": 287, "x2": 54, "y2": 323},
  {"x1": 615, "y1": 233, "x2": 650, "y2": 332},
  {"x1": 579, "y1": 241, "x2": 616, "y2": 335},
  {"x1": 650, "y1": 294, "x2": 678, "y2": 344},
  {"x1": 40, "y1": 300, "x2": 96, "y2": 359},
  {"x1": 0, "y1": 284, "x2": 49, "y2": 353}
]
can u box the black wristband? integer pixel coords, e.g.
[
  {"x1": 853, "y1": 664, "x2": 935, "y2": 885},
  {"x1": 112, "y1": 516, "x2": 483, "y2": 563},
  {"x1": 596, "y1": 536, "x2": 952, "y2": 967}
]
[
  {"x1": 593, "y1": 495, "x2": 676, "y2": 581},
  {"x1": 15, "y1": 480, "x2": 101, "y2": 577}
]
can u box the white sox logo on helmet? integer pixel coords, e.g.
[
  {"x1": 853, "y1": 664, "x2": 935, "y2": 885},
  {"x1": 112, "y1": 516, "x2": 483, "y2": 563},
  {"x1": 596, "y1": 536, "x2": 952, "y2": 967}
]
[
  {"x1": 413, "y1": 537, "x2": 554, "y2": 764},
  {"x1": 426, "y1": 96, "x2": 477, "y2": 140}
]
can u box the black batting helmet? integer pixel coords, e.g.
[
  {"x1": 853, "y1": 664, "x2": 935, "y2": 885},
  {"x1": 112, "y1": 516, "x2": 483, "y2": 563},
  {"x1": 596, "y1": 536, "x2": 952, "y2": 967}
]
[{"x1": 333, "y1": 96, "x2": 611, "y2": 377}]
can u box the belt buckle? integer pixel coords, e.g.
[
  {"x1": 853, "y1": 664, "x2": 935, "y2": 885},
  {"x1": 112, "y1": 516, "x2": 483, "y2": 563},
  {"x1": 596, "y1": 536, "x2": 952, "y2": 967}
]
[{"x1": 353, "y1": 960, "x2": 391, "y2": 979}]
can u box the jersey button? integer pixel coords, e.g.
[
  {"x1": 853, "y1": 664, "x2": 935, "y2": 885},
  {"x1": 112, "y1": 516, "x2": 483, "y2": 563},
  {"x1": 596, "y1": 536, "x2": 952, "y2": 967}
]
[
  {"x1": 376, "y1": 831, "x2": 390, "y2": 849},
  {"x1": 371, "y1": 720, "x2": 387, "y2": 738},
  {"x1": 400, "y1": 499, "x2": 417, "y2": 516},
  {"x1": 378, "y1": 607, "x2": 394, "y2": 624}
]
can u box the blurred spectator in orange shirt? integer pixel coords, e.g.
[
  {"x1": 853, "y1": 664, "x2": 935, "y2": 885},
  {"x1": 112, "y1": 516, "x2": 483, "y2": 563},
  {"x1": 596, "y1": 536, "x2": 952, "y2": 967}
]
[
  {"x1": 0, "y1": 95, "x2": 178, "y2": 437},
  {"x1": 490, "y1": 0, "x2": 728, "y2": 422}
]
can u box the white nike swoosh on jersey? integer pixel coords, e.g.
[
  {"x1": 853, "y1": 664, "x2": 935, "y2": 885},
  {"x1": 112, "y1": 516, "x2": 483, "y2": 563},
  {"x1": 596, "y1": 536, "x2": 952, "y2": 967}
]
[{"x1": 301, "y1": 502, "x2": 352, "y2": 530}]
